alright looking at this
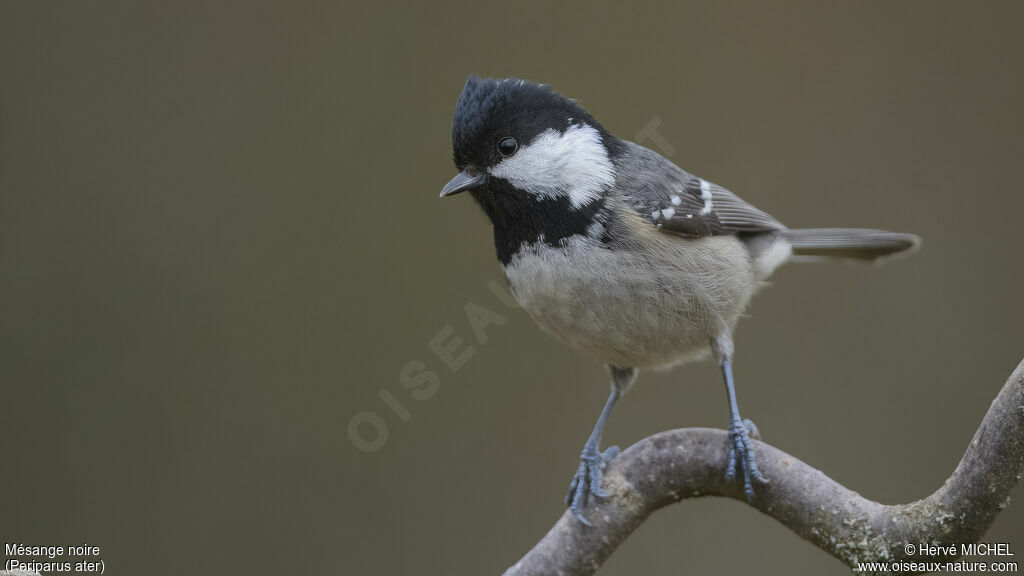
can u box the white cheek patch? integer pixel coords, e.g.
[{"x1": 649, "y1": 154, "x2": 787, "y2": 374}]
[{"x1": 488, "y1": 124, "x2": 615, "y2": 208}]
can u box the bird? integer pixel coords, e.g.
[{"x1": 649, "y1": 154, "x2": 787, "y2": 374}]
[{"x1": 439, "y1": 76, "x2": 920, "y2": 524}]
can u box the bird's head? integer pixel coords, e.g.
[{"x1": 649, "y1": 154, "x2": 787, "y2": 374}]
[{"x1": 440, "y1": 76, "x2": 619, "y2": 209}]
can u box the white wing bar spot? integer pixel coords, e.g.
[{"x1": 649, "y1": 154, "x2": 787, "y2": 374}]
[{"x1": 699, "y1": 179, "x2": 713, "y2": 215}]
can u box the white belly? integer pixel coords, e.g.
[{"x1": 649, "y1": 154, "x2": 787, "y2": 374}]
[{"x1": 502, "y1": 235, "x2": 758, "y2": 369}]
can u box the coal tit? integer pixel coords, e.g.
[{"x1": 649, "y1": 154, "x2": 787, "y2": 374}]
[{"x1": 440, "y1": 76, "x2": 919, "y2": 524}]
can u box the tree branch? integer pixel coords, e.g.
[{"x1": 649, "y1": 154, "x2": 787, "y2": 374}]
[{"x1": 504, "y1": 359, "x2": 1024, "y2": 575}]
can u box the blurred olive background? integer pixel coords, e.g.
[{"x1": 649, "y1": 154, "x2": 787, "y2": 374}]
[{"x1": 2, "y1": 2, "x2": 1022, "y2": 574}]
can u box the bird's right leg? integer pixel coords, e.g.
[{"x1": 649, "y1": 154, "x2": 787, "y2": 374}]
[
  {"x1": 565, "y1": 365, "x2": 637, "y2": 526},
  {"x1": 712, "y1": 334, "x2": 769, "y2": 502}
]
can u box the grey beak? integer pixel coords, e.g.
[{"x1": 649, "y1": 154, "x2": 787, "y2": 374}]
[{"x1": 440, "y1": 170, "x2": 488, "y2": 198}]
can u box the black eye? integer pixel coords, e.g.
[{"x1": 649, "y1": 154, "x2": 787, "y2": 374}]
[{"x1": 497, "y1": 137, "x2": 518, "y2": 156}]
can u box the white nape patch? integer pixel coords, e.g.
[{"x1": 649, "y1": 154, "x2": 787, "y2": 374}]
[
  {"x1": 699, "y1": 179, "x2": 713, "y2": 215},
  {"x1": 670, "y1": 195, "x2": 681, "y2": 206},
  {"x1": 661, "y1": 207, "x2": 675, "y2": 219},
  {"x1": 488, "y1": 124, "x2": 615, "y2": 209}
]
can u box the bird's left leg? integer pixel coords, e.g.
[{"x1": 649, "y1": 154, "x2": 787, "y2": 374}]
[
  {"x1": 565, "y1": 365, "x2": 637, "y2": 525},
  {"x1": 712, "y1": 334, "x2": 769, "y2": 502}
]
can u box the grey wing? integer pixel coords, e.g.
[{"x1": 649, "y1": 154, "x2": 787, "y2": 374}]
[{"x1": 615, "y1": 141, "x2": 786, "y2": 237}]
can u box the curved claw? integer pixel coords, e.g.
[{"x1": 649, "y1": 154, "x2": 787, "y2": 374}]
[
  {"x1": 565, "y1": 445, "x2": 620, "y2": 524},
  {"x1": 572, "y1": 509, "x2": 593, "y2": 527},
  {"x1": 742, "y1": 418, "x2": 761, "y2": 441}
]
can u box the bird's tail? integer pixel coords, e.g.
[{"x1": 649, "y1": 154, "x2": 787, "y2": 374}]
[{"x1": 782, "y1": 228, "x2": 921, "y2": 262}]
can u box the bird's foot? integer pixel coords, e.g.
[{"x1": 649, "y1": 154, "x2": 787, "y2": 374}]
[
  {"x1": 725, "y1": 418, "x2": 769, "y2": 502},
  {"x1": 565, "y1": 444, "x2": 620, "y2": 526}
]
